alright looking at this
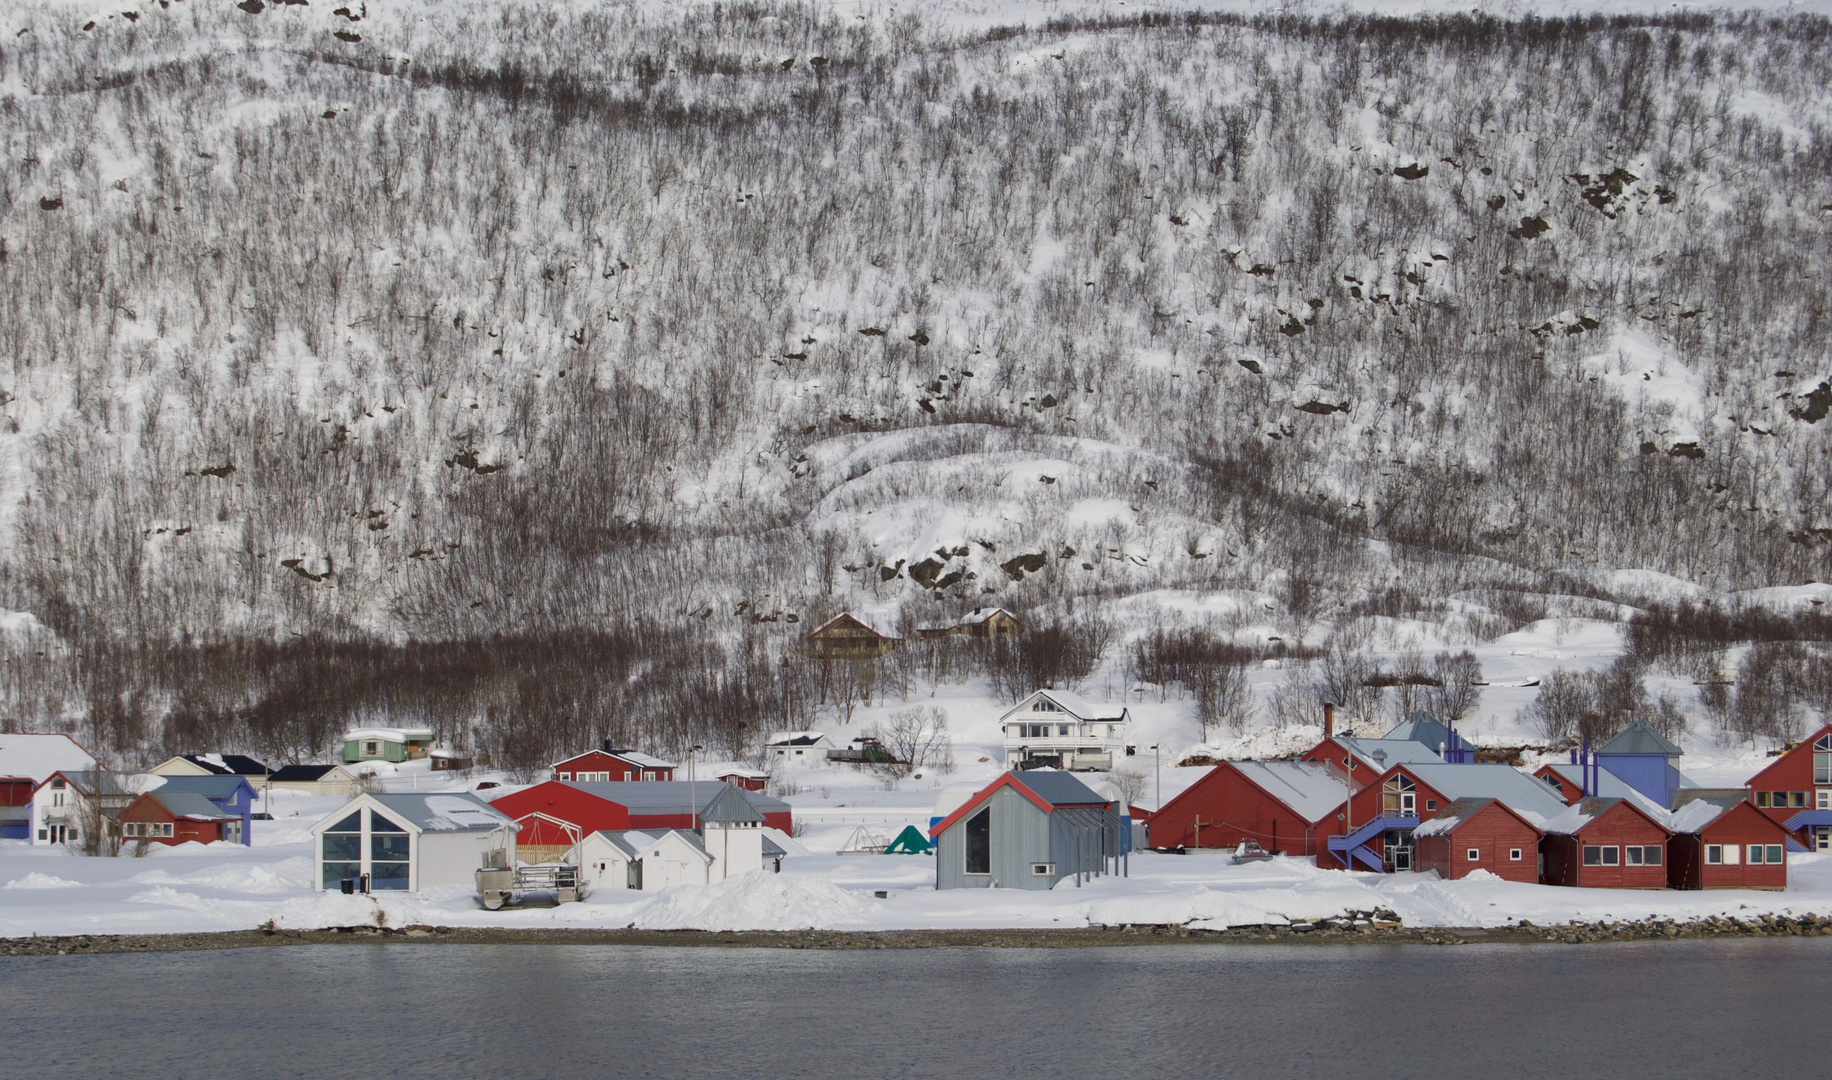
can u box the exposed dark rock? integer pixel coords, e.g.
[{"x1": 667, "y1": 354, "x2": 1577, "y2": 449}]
[
  {"x1": 1509, "y1": 215, "x2": 1550, "y2": 240},
  {"x1": 1000, "y1": 552, "x2": 1048, "y2": 580},
  {"x1": 1788, "y1": 381, "x2": 1830, "y2": 423}
]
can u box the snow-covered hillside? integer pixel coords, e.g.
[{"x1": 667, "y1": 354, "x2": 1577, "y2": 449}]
[{"x1": 0, "y1": 1, "x2": 1828, "y2": 767}]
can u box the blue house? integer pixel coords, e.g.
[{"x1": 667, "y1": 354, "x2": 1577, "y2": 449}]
[
  {"x1": 1595, "y1": 722, "x2": 1684, "y2": 809},
  {"x1": 154, "y1": 775, "x2": 257, "y2": 845}
]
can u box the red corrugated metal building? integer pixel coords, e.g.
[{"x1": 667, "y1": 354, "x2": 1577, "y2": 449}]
[
  {"x1": 1541, "y1": 797, "x2": 1670, "y2": 889},
  {"x1": 1412, "y1": 798, "x2": 1544, "y2": 883},
  {"x1": 487, "y1": 780, "x2": 791, "y2": 835},
  {"x1": 1146, "y1": 760, "x2": 1344, "y2": 855},
  {"x1": 1666, "y1": 799, "x2": 1791, "y2": 891}
]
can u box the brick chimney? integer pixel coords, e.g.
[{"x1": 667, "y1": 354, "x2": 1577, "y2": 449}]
[{"x1": 1323, "y1": 702, "x2": 1335, "y2": 738}]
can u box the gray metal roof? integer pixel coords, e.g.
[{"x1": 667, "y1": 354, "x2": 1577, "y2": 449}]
[
  {"x1": 368, "y1": 792, "x2": 511, "y2": 832},
  {"x1": 148, "y1": 791, "x2": 235, "y2": 821},
  {"x1": 1539, "y1": 762, "x2": 1671, "y2": 818},
  {"x1": 1414, "y1": 797, "x2": 1516, "y2": 838},
  {"x1": 589, "y1": 830, "x2": 643, "y2": 859},
  {"x1": 1383, "y1": 712, "x2": 1450, "y2": 752},
  {"x1": 699, "y1": 784, "x2": 766, "y2": 825},
  {"x1": 1596, "y1": 721, "x2": 1682, "y2": 758},
  {"x1": 1229, "y1": 760, "x2": 1346, "y2": 823},
  {"x1": 761, "y1": 836, "x2": 787, "y2": 858},
  {"x1": 561, "y1": 781, "x2": 789, "y2": 818},
  {"x1": 1401, "y1": 763, "x2": 1573, "y2": 822},
  {"x1": 1329, "y1": 738, "x2": 1443, "y2": 771},
  {"x1": 154, "y1": 776, "x2": 252, "y2": 800},
  {"x1": 57, "y1": 770, "x2": 135, "y2": 797},
  {"x1": 1008, "y1": 769, "x2": 1106, "y2": 807}
]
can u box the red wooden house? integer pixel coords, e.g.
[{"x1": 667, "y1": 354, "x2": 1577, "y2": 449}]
[
  {"x1": 716, "y1": 769, "x2": 769, "y2": 792},
  {"x1": 1742, "y1": 724, "x2": 1832, "y2": 851},
  {"x1": 1412, "y1": 798, "x2": 1543, "y2": 883},
  {"x1": 120, "y1": 790, "x2": 241, "y2": 846},
  {"x1": 1298, "y1": 736, "x2": 1444, "y2": 794},
  {"x1": 551, "y1": 747, "x2": 677, "y2": 782},
  {"x1": 487, "y1": 780, "x2": 792, "y2": 836},
  {"x1": 1146, "y1": 760, "x2": 1344, "y2": 856},
  {"x1": 1667, "y1": 799, "x2": 1791, "y2": 891},
  {"x1": 1541, "y1": 797, "x2": 1670, "y2": 889}
]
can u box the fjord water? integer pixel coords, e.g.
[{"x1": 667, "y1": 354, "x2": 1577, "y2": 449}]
[{"x1": 5, "y1": 940, "x2": 1824, "y2": 1078}]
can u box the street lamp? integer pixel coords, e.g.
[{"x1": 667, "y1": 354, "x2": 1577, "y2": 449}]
[{"x1": 1149, "y1": 744, "x2": 1160, "y2": 810}]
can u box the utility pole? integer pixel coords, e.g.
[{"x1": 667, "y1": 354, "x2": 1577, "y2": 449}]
[{"x1": 1150, "y1": 744, "x2": 1161, "y2": 811}]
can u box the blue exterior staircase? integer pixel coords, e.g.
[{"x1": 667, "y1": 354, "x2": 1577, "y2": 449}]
[{"x1": 1327, "y1": 815, "x2": 1421, "y2": 871}]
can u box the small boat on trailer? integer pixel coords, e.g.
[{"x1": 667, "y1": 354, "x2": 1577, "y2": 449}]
[{"x1": 1230, "y1": 840, "x2": 1277, "y2": 865}]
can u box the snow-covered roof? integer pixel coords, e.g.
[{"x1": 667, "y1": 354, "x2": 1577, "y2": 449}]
[
  {"x1": 268, "y1": 764, "x2": 349, "y2": 783},
  {"x1": 1000, "y1": 689, "x2": 1128, "y2": 722},
  {"x1": 761, "y1": 835, "x2": 787, "y2": 859},
  {"x1": 45, "y1": 770, "x2": 135, "y2": 798},
  {"x1": 587, "y1": 830, "x2": 643, "y2": 859},
  {"x1": 1329, "y1": 737, "x2": 1443, "y2": 771},
  {"x1": 0, "y1": 734, "x2": 96, "y2": 783},
  {"x1": 603, "y1": 749, "x2": 675, "y2": 769},
  {"x1": 1539, "y1": 763, "x2": 1672, "y2": 819},
  {"x1": 1402, "y1": 763, "x2": 1572, "y2": 821},
  {"x1": 342, "y1": 727, "x2": 435, "y2": 743},
  {"x1": 1229, "y1": 760, "x2": 1346, "y2": 824},
  {"x1": 958, "y1": 606, "x2": 1018, "y2": 625},
  {"x1": 169, "y1": 753, "x2": 269, "y2": 776},
  {"x1": 808, "y1": 611, "x2": 902, "y2": 640},
  {"x1": 767, "y1": 731, "x2": 830, "y2": 746},
  {"x1": 717, "y1": 768, "x2": 770, "y2": 780},
  {"x1": 1667, "y1": 797, "x2": 1741, "y2": 834},
  {"x1": 365, "y1": 793, "x2": 511, "y2": 833},
  {"x1": 1414, "y1": 797, "x2": 1542, "y2": 838},
  {"x1": 146, "y1": 791, "x2": 235, "y2": 822},
  {"x1": 1596, "y1": 722, "x2": 1682, "y2": 758},
  {"x1": 1541, "y1": 795, "x2": 1670, "y2": 836}
]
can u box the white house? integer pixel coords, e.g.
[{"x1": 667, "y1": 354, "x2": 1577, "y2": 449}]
[
  {"x1": 266, "y1": 764, "x2": 364, "y2": 797},
  {"x1": 998, "y1": 689, "x2": 1131, "y2": 772},
  {"x1": 30, "y1": 770, "x2": 139, "y2": 847},
  {"x1": 577, "y1": 787, "x2": 782, "y2": 891},
  {"x1": 310, "y1": 792, "x2": 513, "y2": 892},
  {"x1": 767, "y1": 731, "x2": 835, "y2": 764}
]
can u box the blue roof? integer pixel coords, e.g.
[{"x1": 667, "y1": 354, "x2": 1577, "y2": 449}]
[
  {"x1": 1010, "y1": 770, "x2": 1106, "y2": 807},
  {"x1": 1596, "y1": 722, "x2": 1682, "y2": 757}
]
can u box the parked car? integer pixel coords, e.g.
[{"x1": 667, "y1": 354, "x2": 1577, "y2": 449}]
[{"x1": 473, "y1": 781, "x2": 500, "y2": 791}]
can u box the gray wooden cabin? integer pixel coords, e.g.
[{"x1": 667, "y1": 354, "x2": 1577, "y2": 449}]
[{"x1": 933, "y1": 771, "x2": 1123, "y2": 890}]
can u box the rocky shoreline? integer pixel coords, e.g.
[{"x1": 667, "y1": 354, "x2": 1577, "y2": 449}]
[{"x1": 6, "y1": 911, "x2": 1832, "y2": 956}]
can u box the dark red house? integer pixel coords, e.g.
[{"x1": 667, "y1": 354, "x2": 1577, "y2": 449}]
[
  {"x1": 1667, "y1": 799, "x2": 1791, "y2": 891},
  {"x1": 1147, "y1": 760, "x2": 1344, "y2": 855},
  {"x1": 1412, "y1": 798, "x2": 1544, "y2": 883},
  {"x1": 716, "y1": 769, "x2": 769, "y2": 792},
  {"x1": 120, "y1": 791, "x2": 241, "y2": 846},
  {"x1": 1541, "y1": 797, "x2": 1670, "y2": 889},
  {"x1": 1742, "y1": 724, "x2": 1832, "y2": 850},
  {"x1": 1317, "y1": 762, "x2": 1572, "y2": 872},
  {"x1": 487, "y1": 780, "x2": 791, "y2": 836},
  {"x1": 551, "y1": 747, "x2": 676, "y2": 782}
]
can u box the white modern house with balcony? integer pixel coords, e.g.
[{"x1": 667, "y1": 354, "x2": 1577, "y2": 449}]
[{"x1": 999, "y1": 690, "x2": 1131, "y2": 772}]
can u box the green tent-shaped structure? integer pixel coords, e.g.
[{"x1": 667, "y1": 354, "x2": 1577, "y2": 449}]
[{"x1": 884, "y1": 825, "x2": 933, "y2": 855}]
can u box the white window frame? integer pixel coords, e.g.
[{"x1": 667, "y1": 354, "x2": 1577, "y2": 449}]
[
  {"x1": 1031, "y1": 863, "x2": 1055, "y2": 876},
  {"x1": 1765, "y1": 844, "x2": 1783, "y2": 864},
  {"x1": 559, "y1": 772, "x2": 572, "y2": 781},
  {"x1": 1466, "y1": 848, "x2": 1480, "y2": 862},
  {"x1": 1747, "y1": 844, "x2": 1766, "y2": 865},
  {"x1": 1705, "y1": 844, "x2": 1723, "y2": 865},
  {"x1": 1509, "y1": 848, "x2": 1523, "y2": 862}
]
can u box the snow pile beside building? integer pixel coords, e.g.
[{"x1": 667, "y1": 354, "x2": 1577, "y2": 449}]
[{"x1": 632, "y1": 872, "x2": 877, "y2": 933}]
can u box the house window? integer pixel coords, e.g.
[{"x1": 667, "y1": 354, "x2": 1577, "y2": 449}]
[
  {"x1": 1755, "y1": 792, "x2": 1770, "y2": 808},
  {"x1": 1626, "y1": 846, "x2": 1661, "y2": 866},
  {"x1": 1792, "y1": 792, "x2": 1808, "y2": 808},
  {"x1": 1765, "y1": 844, "x2": 1783, "y2": 864},
  {"x1": 1509, "y1": 848, "x2": 1523, "y2": 861},
  {"x1": 1706, "y1": 845, "x2": 1723, "y2": 865},
  {"x1": 559, "y1": 772, "x2": 572, "y2": 781},
  {"x1": 1747, "y1": 844, "x2": 1783, "y2": 865},
  {"x1": 1427, "y1": 800, "x2": 1438, "y2": 812},
  {"x1": 1031, "y1": 863, "x2": 1055, "y2": 876},
  {"x1": 964, "y1": 808, "x2": 991, "y2": 875},
  {"x1": 322, "y1": 810, "x2": 364, "y2": 890},
  {"x1": 154, "y1": 822, "x2": 173, "y2": 838},
  {"x1": 1035, "y1": 699, "x2": 1059, "y2": 712},
  {"x1": 369, "y1": 810, "x2": 411, "y2": 889},
  {"x1": 363, "y1": 741, "x2": 380, "y2": 756},
  {"x1": 1382, "y1": 776, "x2": 1416, "y2": 817},
  {"x1": 642, "y1": 771, "x2": 656, "y2": 781},
  {"x1": 1582, "y1": 845, "x2": 1619, "y2": 866},
  {"x1": 1058, "y1": 725, "x2": 1070, "y2": 737},
  {"x1": 1466, "y1": 848, "x2": 1480, "y2": 862},
  {"x1": 1814, "y1": 734, "x2": 1832, "y2": 785},
  {"x1": 624, "y1": 771, "x2": 634, "y2": 780}
]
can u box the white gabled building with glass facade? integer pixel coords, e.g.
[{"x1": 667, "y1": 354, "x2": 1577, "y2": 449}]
[
  {"x1": 310, "y1": 792, "x2": 514, "y2": 893},
  {"x1": 999, "y1": 689, "x2": 1131, "y2": 772}
]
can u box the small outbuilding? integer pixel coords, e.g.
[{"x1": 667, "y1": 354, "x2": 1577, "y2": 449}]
[
  {"x1": 1667, "y1": 799, "x2": 1791, "y2": 891},
  {"x1": 311, "y1": 792, "x2": 513, "y2": 892},
  {"x1": 1541, "y1": 797, "x2": 1671, "y2": 889},
  {"x1": 1412, "y1": 798, "x2": 1544, "y2": 883},
  {"x1": 766, "y1": 731, "x2": 836, "y2": 763},
  {"x1": 121, "y1": 791, "x2": 241, "y2": 846},
  {"x1": 342, "y1": 727, "x2": 436, "y2": 764},
  {"x1": 930, "y1": 770, "x2": 1121, "y2": 890},
  {"x1": 266, "y1": 764, "x2": 364, "y2": 797}
]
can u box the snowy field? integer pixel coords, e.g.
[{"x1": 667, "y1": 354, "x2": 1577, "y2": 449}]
[{"x1": 5, "y1": 608, "x2": 1829, "y2": 939}]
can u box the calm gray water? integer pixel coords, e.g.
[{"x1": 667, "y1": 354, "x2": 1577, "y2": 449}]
[{"x1": 3, "y1": 939, "x2": 1826, "y2": 1078}]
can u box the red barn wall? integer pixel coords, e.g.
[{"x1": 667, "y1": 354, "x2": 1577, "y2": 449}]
[
  {"x1": 1413, "y1": 806, "x2": 1540, "y2": 883},
  {"x1": 1671, "y1": 804, "x2": 1788, "y2": 890},
  {"x1": 489, "y1": 783, "x2": 634, "y2": 834},
  {"x1": 1147, "y1": 764, "x2": 1333, "y2": 855},
  {"x1": 1561, "y1": 804, "x2": 1669, "y2": 889}
]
